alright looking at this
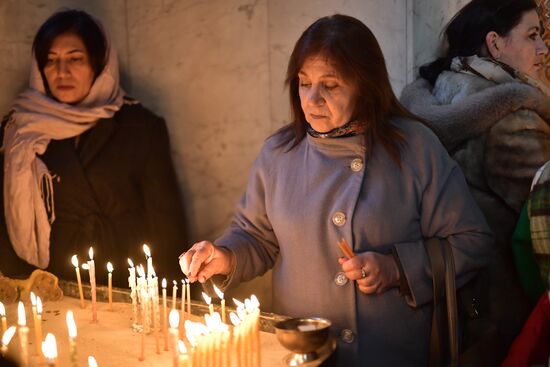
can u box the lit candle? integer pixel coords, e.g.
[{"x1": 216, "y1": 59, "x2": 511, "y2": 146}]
[
  {"x1": 88, "y1": 356, "x2": 98, "y2": 367},
  {"x1": 151, "y1": 273, "x2": 160, "y2": 355},
  {"x1": 169, "y1": 310, "x2": 180, "y2": 367},
  {"x1": 138, "y1": 290, "x2": 147, "y2": 362},
  {"x1": 213, "y1": 284, "x2": 226, "y2": 324},
  {"x1": 17, "y1": 301, "x2": 29, "y2": 367},
  {"x1": 42, "y1": 333, "x2": 57, "y2": 367},
  {"x1": 35, "y1": 297, "x2": 44, "y2": 365},
  {"x1": 178, "y1": 339, "x2": 189, "y2": 367},
  {"x1": 71, "y1": 255, "x2": 86, "y2": 308},
  {"x1": 186, "y1": 279, "x2": 191, "y2": 317},
  {"x1": 180, "y1": 279, "x2": 186, "y2": 339},
  {"x1": 202, "y1": 292, "x2": 214, "y2": 315},
  {"x1": 66, "y1": 310, "x2": 78, "y2": 367},
  {"x1": 30, "y1": 292, "x2": 37, "y2": 322},
  {"x1": 143, "y1": 244, "x2": 153, "y2": 279},
  {"x1": 230, "y1": 312, "x2": 243, "y2": 367},
  {"x1": 1, "y1": 326, "x2": 16, "y2": 357},
  {"x1": 162, "y1": 278, "x2": 169, "y2": 351},
  {"x1": 172, "y1": 281, "x2": 178, "y2": 310},
  {"x1": 128, "y1": 259, "x2": 138, "y2": 326},
  {"x1": 0, "y1": 302, "x2": 7, "y2": 335},
  {"x1": 107, "y1": 262, "x2": 114, "y2": 311},
  {"x1": 88, "y1": 247, "x2": 97, "y2": 323},
  {"x1": 251, "y1": 295, "x2": 261, "y2": 367}
]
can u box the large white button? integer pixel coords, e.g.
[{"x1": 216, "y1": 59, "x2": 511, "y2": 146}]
[
  {"x1": 332, "y1": 212, "x2": 346, "y2": 226},
  {"x1": 350, "y1": 158, "x2": 363, "y2": 172},
  {"x1": 340, "y1": 329, "x2": 355, "y2": 343},
  {"x1": 334, "y1": 272, "x2": 348, "y2": 286}
]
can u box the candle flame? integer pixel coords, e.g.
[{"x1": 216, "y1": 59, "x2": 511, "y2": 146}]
[
  {"x1": 202, "y1": 292, "x2": 211, "y2": 305},
  {"x1": 173, "y1": 280, "x2": 178, "y2": 287},
  {"x1": 229, "y1": 312, "x2": 241, "y2": 326},
  {"x1": 0, "y1": 302, "x2": 5, "y2": 317},
  {"x1": 107, "y1": 262, "x2": 113, "y2": 273},
  {"x1": 162, "y1": 278, "x2": 167, "y2": 288},
  {"x1": 169, "y1": 309, "x2": 179, "y2": 328},
  {"x1": 88, "y1": 356, "x2": 98, "y2": 367},
  {"x1": 251, "y1": 294, "x2": 260, "y2": 308},
  {"x1": 127, "y1": 258, "x2": 134, "y2": 268},
  {"x1": 1, "y1": 326, "x2": 16, "y2": 346},
  {"x1": 37, "y1": 297, "x2": 43, "y2": 315},
  {"x1": 143, "y1": 244, "x2": 151, "y2": 258},
  {"x1": 178, "y1": 339, "x2": 187, "y2": 354},
  {"x1": 89, "y1": 247, "x2": 94, "y2": 260},
  {"x1": 30, "y1": 291, "x2": 36, "y2": 306},
  {"x1": 17, "y1": 302, "x2": 26, "y2": 326},
  {"x1": 66, "y1": 310, "x2": 77, "y2": 338},
  {"x1": 213, "y1": 284, "x2": 224, "y2": 300},
  {"x1": 245, "y1": 298, "x2": 253, "y2": 312},
  {"x1": 204, "y1": 313, "x2": 213, "y2": 328},
  {"x1": 42, "y1": 333, "x2": 58, "y2": 360},
  {"x1": 236, "y1": 305, "x2": 246, "y2": 321},
  {"x1": 212, "y1": 312, "x2": 222, "y2": 325},
  {"x1": 232, "y1": 298, "x2": 244, "y2": 308},
  {"x1": 82, "y1": 263, "x2": 90, "y2": 270},
  {"x1": 71, "y1": 255, "x2": 79, "y2": 267}
]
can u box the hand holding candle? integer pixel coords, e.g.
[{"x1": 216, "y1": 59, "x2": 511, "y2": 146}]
[
  {"x1": 107, "y1": 262, "x2": 114, "y2": 311},
  {"x1": 72, "y1": 255, "x2": 86, "y2": 308}
]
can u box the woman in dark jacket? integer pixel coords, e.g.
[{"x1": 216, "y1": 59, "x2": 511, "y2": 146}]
[{"x1": 0, "y1": 9, "x2": 186, "y2": 286}]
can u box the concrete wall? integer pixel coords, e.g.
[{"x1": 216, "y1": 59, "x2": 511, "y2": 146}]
[{"x1": 1, "y1": 0, "x2": 448, "y2": 309}]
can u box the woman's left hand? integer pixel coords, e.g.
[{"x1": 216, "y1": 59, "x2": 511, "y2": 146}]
[{"x1": 338, "y1": 252, "x2": 400, "y2": 294}]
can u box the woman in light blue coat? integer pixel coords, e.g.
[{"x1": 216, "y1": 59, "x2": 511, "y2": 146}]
[{"x1": 180, "y1": 14, "x2": 494, "y2": 366}]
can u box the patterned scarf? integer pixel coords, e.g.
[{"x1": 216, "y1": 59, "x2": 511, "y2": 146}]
[{"x1": 306, "y1": 120, "x2": 365, "y2": 138}]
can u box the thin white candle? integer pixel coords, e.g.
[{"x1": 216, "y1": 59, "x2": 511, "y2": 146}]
[
  {"x1": 143, "y1": 244, "x2": 153, "y2": 279},
  {"x1": 88, "y1": 247, "x2": 97, "y2": 322},
  {"x1": 128, "y1": 259, "x2": 138, "y2": 325},
  {"x1": 162, "y1": 278, "x2": 169, "y2": 351},
  {"x1": 72, "y1": 255, "x2": 86, "y2": 308},
  {"x1": 107, "y1": 262, "x2": 114, "y2": 311},
  {"x1": 17, "y1": 301, "x2": 29, "y2": 367},
  {"x1": 186, "y1": 279, "x2": 191, "y2": 317},
  {"x1": 42, "y1": 333, "x2": 57, "y2": 367},
  {"x1": 172, "y1": 281, "x2": 178, "y2": 310},
  {"x1": 1, "y1": 326, "x2": 16, "y2": 357},
  {"x1": 67, "y1": 310, "x2": 78, "y2": 367}
]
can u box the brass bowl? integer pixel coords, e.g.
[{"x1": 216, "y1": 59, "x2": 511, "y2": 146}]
[{"x1": 274, "y1": 317, "x2": 331, "y2": 365}]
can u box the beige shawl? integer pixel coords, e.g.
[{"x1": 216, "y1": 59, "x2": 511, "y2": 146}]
[{"x1": 3, "y1": 29, "x2": 125, "y2": 268}]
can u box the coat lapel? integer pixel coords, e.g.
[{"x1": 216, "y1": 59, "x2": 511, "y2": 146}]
[{"x1": 79, "y1": 117, "x2": 116, "y2": 167}]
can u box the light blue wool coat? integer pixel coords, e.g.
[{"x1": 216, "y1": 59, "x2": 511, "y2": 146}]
[{"x1": 216, "y1": 117, "x2": 494, "y2": 366}]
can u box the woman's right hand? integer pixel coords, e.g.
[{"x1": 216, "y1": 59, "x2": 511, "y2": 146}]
[{"x1": 179, "y1": 241, "x2": 235, "y2": 283}]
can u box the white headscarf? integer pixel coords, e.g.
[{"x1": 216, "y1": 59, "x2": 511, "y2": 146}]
[{"x1": 3, "y1": 17, "x2": 125, "y2": 268}]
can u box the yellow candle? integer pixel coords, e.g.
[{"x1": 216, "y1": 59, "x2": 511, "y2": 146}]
[
  {"x1": 42, "y1": 333, "x2": 58, "y2": 367},
  {"x1": 35, "y1": 297, "x2": 45, "y2": 365},
  {"x1": 202, "y1": 292, "x2": 214, "y2": 315},
  {"x1": 230, "y1": 312, "x2": 242, "y2": 367},
  {"x1": 30, "y1": 292, "x2": 37, "y2": 322},
  {"x1": 186, "y1": 279, "x2": 191, "y2": 317},
  {"x1": 152, "y1": 288, "x2": 160, "y2": 355},
  {"x1": 162, "y1": 278, "x2": 169, "y2": 351},
  {"x1": 17, "y1": 301, "x2": 29, "y2": 367},
  {"x1": 138, "y1": 291, "x2": 147, "y2": 362},
  {"x1": 172, "y1": 281, "x2": 178, "y2": 310},
  {"x1": 178, "y1": 340, "x2": 189, "y2": 367},
  {"x1": 180, "y1": 279, "x2": 186, "y2": 324},
  {"x1": 0, "y1": 302, "x2": 7, "y2": 335},
  {"x1": 169, "y1": 310, "x2": 179, "y2": 367},
  {"x1": 107, "y1": 262, "x2": 114, "y2": 311},
  {"x1": 71, "y1": 255, "x2": 85, "y2": 308},
  {"x1": 128, "y1": 259, "x2": 138, "y2": 324},
  {"x1": 66, "y1": 310, "x2": 78, "y2": 367},
  {"x1": 213, "y1": 285, "x2": 226, "y2": 324},
  {"x1": 1, "y1": 326, "x2": 16, "y2": 357},
  {"x1": 88, "y1": 247, "x2": 97, "y2": 323}
]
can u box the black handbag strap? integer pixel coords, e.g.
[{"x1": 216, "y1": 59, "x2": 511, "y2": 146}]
[{"x1": 425, "y1": 237, "x2": 459, "y2": 367}]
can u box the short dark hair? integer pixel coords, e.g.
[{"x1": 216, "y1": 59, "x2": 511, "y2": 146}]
[
  {"x1": 420, "y1": 0, "x2": 538, "y2": 84},
  {"x1": 282, "y1": 14, "x2": 417, "y2": 166},
  {"x1": 33, "y1": 9, "x2": 107, "y2": 89}
]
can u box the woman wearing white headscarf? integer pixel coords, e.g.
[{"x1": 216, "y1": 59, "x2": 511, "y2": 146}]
[{"x1": 0, "y1": 9, "x2": 186, "y2": 285}]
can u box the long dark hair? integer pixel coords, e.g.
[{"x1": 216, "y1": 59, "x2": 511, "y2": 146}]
[
  {"x1": 32, "y1": 9, "x2": 107, "y2": 91},
  {"x1": 420, "y1": 0, "x2": 537, "y2": 84},
  {"x1": 281, "y1": 14, "x2": 418, "y2": 166}
]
